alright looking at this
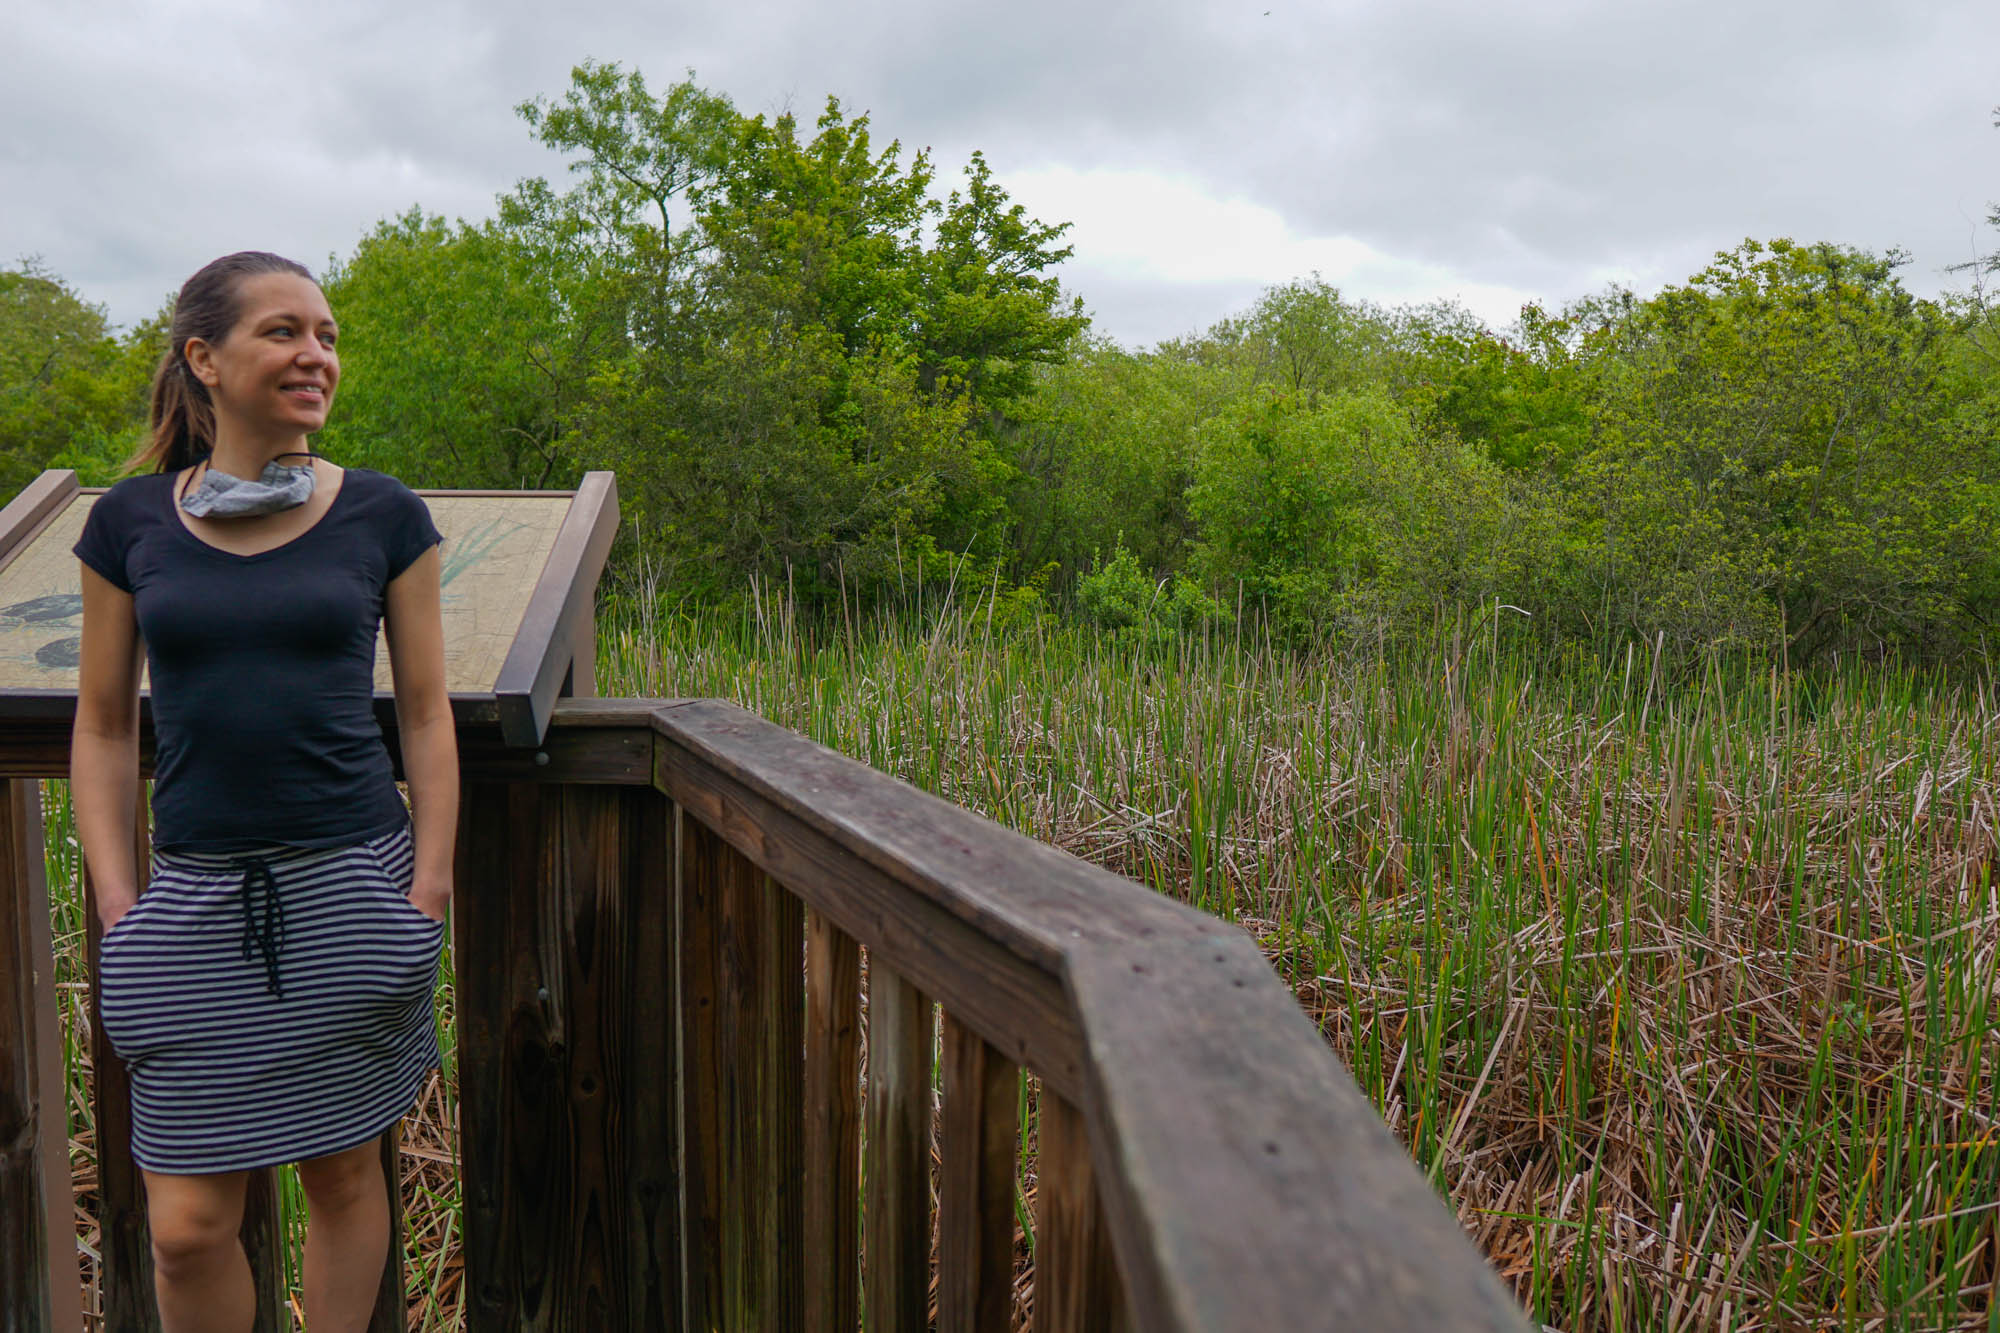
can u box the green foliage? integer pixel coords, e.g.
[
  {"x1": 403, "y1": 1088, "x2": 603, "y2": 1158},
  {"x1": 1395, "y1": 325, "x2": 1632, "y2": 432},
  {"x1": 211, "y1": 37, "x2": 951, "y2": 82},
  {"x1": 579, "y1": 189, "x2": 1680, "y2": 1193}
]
[
  {"x1": 1075, "y1": 540, "x2": 1222, "y2": 643},
  {"x1": 319, "y1": 210, "x2": 610, "y2": 489},
  {"x1": 0, "y1": 262, "x2": 151, "y2": 489},
  {"x1": 12, "y1": 74, "x2": 2000, "y2": 675},
  {"x1": 1565, "y1": 239, "x2": 1989, "y2": 661},
  {"x1": 1002, "y1": 337, "x2": 1229, "y2": 582},
  {"x1": 496, "y1": 65, "x2": 1081, "y2": 600},
  {"x1": 1186, "y1": 386, "x2": 1539, "y2": 644}
]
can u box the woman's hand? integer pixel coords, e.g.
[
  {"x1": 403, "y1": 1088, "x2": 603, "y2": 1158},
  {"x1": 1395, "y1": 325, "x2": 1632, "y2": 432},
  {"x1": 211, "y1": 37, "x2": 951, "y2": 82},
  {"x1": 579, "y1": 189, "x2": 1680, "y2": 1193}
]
[
  {"x1": 98, "y1": 894, "x2": 138, "y2": 934},
  {"x1": 408, "y1": 872, "x2": 451, "y2": 925}
]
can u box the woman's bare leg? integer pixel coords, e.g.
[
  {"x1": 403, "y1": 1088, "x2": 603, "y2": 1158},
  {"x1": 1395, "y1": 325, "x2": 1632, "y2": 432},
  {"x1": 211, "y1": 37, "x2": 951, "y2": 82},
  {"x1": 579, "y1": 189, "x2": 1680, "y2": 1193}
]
[
  {"x1": 295, "y1": 1136, "x2": 390, "y2": 1332},
  {"x1": 143, "y1": 1169, "x2": 253, "y2": 1333}
]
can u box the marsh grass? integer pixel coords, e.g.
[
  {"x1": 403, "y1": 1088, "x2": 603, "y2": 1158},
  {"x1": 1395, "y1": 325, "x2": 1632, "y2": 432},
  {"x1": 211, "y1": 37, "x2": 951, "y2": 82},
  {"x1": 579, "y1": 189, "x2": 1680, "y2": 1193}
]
[
  {"x1": 603, "y1": 589, "x2": 2000, "y2": 1331},
  {"x1": 49, "y1": 585, "x2": 2000, "y2": 1330}
]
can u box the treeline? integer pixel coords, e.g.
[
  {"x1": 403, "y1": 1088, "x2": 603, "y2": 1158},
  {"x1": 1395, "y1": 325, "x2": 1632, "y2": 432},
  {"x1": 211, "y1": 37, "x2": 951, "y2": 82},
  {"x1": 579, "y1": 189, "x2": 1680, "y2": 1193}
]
[{"x1": 6, "y1": 66, "x2": 1999, "y2": 667}]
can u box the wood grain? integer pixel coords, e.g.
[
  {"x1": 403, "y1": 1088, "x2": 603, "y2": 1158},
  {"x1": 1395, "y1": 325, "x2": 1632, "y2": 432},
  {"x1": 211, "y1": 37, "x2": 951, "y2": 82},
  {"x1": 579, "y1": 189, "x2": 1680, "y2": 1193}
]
[
  {"x1": 238, "y1": 1168, "x2": 287, "y2": 1333},
  {"x1": 756, "y1": 873, "x2": 806, "y2": 1329},
  {"x1": 652, "y1": 733, "x2": 1089, "y2": 1103},
  {"x1": 649, "y1": 700, "x2": 1534, "y2": 1333},
  {"x1": 0, "y1": 470, "x2": 79, "y2": 574},
  {"x1": 86, "y1": 795, "x2": 157, "y2": 1333},
  {"x1": 861, "y1": 963, "x2": 931, "y2": 1333},
  {"x1": 371, "y1": 1124, "x2": 407, "y2": 1332},
  {"x1": 453, "y1": 779, "x2": 678, "y2": 1330},
  {"x1": 1068, "y1": 934, "x2": 1537, "y2": 1333},
  {"x1": 802, "y1": 909, "x2": 860, "y2": 1333},
  {"x1": 676, "y1": 814, "x2": 807, "y2": 1330},
  {"x1": 622, "y1": 784, "x2": 682, "y2": 1332},
  {"x1": 0, "y1": 778, "x2": 80, "y2": 1333},
  {"x1": 1032, "y1": 1093, "x2": 1126, "y2": 1333},
  {"x1": 938, "y1": 1014, "x2": 1019, "y2": 1333},
  {"x1": 674, "y1": 806, "x2": 725, "y2": 1332},
  {"x1": 492, "y1": 472, "x2": 619, "y2": 748}
]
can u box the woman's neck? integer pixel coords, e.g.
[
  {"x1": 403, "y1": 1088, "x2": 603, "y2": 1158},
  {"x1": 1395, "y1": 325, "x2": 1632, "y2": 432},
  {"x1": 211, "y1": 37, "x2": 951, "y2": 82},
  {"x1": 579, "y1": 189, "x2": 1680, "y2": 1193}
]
[{"x1": 203, "y1": 426, "x2": 313, "y2": 480}]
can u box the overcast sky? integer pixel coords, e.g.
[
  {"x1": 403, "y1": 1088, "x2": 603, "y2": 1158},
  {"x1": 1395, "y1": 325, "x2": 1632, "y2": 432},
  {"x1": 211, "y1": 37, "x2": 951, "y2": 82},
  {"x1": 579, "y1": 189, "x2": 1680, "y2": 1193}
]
[{"x1": 5, "y1": 0, "x2": 1996, "y2": 348}]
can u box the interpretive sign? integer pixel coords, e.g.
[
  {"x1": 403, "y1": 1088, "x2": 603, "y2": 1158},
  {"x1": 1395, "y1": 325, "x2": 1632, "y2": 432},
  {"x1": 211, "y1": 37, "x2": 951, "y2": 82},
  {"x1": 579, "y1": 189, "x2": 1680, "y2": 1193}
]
[{"x1": 0, "y1": 470, "x2": 618, "y2": 746}]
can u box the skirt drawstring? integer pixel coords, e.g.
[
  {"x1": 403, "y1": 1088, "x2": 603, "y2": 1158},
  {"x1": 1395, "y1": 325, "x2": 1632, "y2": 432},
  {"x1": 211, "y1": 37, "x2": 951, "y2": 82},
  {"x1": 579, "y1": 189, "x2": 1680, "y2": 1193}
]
[{"x1": 238, "y1": 856, "x2": 286, "y2": 999}]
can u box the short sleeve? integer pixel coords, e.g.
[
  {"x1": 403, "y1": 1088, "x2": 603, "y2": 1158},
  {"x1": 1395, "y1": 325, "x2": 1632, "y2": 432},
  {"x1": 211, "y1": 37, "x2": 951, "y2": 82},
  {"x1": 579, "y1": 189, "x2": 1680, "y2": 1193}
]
[
  {"x1": 383, "y1": 479, "x2": 444, "y2": 580},
  {"x1": 73, "y1": 489, "x2": 135, "y2": 593}
]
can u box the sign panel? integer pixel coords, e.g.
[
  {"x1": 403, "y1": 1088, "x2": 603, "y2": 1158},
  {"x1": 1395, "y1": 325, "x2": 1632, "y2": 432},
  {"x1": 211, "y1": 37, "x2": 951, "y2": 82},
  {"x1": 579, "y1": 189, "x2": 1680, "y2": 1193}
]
[{"x1": 0, "y1": 490, "x2": 572, "y2": 695}]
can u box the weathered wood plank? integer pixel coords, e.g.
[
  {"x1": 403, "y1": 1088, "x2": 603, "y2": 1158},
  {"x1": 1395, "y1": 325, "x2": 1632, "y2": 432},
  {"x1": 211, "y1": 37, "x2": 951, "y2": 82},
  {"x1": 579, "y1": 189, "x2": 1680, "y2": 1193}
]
[
  {"x1": 653, "y1": 700, "x2": 1534, "y2": 1333},
  {"x1": 938, "y1": 1014, "x2": 1019, "y2": 1333},
  {"x1": 1069, "y1": 933, "x2": 1536, "y2": 1333},
  {"x1": 653, "y1": 733, "x2": 1089, "y2": 1102},
  {"x1": 492, "y1": 472, "x2": 619, "y2": 748},
  {"x1": 802, "y1": 909, "x2": 860, "y2": 1333},
  {"x1": 86, "y1": 795, "x2": 156, "y2": 1333},
  {"x1": 238, "y1": 1168, "x2": 287, "y2": 1333},
  {"x1": 547, "y1": 783, "x2": 634, "y2": 1328},
  {"x1": 861, "y1": 963, "x2": 931, "y2": 1333},
  {"x1": 455, "y1": 779, "x2": 668, "y2": 1330},
  {"x1": 1032, "y1": 1093, "x2": 1126, "y2": 1333},
  {"x1": 371, "y1": 1124, "x2": 407, "y2": 1332},
  {"x1": 0, "y1": 778, "x2": 80, "y2": 1333},
  {"x1": 445, "y1": 722, "x2": 652, "y2": 786},
  {"x1": 454, "y1": 780, "x2": 571, "y2": 1330},
  {"x1": 757, "y1": 874, "x2": 805, "y2": 1329},
  {"x1": 0, "y1": 469, "x2": 79, "y2": 574},
  {"x1": 621, "y1": 785, "x2": 681, "y2": 1331},
  {"x1": 675, "y1": 808, "x2": 726, "y2": 1332},
  {"x1": 677, "y1": 816, "x2": 803, "y2": 1330}
]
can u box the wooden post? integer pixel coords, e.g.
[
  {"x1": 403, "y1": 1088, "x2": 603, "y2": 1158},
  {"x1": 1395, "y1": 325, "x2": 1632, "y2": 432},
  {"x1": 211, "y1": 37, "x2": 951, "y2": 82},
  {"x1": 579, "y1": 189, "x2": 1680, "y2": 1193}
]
[
  {"x1": 1033, "y1": 1093, "x2": 1128, "y2": 1333},
  {"x1": 370, "y1": 1124, "x2": 407, "y2": 1332},
  {"x1": 676, "y1": 814, "x2": 804, "y2": 1331},
  {"x1": 84, "y1": 797, "x2": 156, "y2": 1333},
  {"x1": 454, "y1": 777, "x2": 678, "y2": 1330},
  {"x1": 938, "y1": 1014, "x2": 1019, "y2": 1333},
  {"x1": 238, "y1": 1169, "x2": 287, "y2": 1333},
  {"x1": 756, "y1": 873, "x2": 805, "y2": 1330},
  {"x1": 0, "y1": 778, "x2": 81, "y2": 1333},
  {"x1": 677, "y1": 807, "x2": 725, "y2": 1332},
  {"x1": 803, "y1": 909, "x2": 860, "y2": 1333},
  {"x1": 623, "y1": 784, "x2": 682, "y2": 1331},
  {"x1": 862, "y1": 964, "x2": 931, "y2": 1333}
]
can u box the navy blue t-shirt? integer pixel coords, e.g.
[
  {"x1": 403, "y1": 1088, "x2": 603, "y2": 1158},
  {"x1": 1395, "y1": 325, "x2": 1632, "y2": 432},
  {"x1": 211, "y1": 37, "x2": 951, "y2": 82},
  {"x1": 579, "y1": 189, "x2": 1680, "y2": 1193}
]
[{"x1": 73, "y1": 467, "x2": 443, "y2": 852}]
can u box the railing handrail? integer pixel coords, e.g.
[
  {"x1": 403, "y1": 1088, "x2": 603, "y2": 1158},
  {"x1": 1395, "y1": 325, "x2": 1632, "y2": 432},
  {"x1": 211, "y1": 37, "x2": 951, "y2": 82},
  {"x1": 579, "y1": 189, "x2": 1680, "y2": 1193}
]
[
  {"x1": 646, "y1": 698, "x2": 1534, "y2": 1332},
  {"x1": 3, "y1": 696, "x2": 1531, "y2": 1330}
]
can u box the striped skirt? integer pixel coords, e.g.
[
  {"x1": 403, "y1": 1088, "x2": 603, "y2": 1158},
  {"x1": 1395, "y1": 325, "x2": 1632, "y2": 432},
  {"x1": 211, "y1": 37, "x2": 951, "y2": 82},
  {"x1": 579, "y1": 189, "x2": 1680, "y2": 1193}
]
[{"x1": 98, "y1": 822, "x2": 444, "y2": 1174}]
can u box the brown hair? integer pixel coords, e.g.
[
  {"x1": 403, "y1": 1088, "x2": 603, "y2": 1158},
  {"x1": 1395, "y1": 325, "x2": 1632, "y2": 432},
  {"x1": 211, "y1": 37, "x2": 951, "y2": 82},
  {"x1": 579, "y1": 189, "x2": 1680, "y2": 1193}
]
[{"x1": 127, "y1": 251, "x2": 318, "y2": 475}]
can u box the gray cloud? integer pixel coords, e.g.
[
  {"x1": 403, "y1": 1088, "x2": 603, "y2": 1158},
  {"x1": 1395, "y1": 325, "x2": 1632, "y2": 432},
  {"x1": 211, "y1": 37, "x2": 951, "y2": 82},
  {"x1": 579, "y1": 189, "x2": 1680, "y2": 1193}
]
[{"x1": 4, "y1": 0, "x2": 1995, "y2": 345}]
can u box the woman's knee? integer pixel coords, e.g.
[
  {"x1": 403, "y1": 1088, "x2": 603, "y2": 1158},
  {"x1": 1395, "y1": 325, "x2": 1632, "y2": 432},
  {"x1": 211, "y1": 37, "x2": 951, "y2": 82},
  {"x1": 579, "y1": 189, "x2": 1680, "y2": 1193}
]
[
  {"x1": 145, "y1": 1173, "x2": 246, "y2": 1277},
  {"x1": 295, "y1": 1138, "x2": 384, "y2": 1213}
]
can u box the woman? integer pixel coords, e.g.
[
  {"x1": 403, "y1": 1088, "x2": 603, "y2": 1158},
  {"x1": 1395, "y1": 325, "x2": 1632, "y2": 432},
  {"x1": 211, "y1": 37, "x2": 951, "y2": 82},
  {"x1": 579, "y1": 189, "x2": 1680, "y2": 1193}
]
[{"x1": 70, "y1": 250, "x2": 458, "y2": 1332}]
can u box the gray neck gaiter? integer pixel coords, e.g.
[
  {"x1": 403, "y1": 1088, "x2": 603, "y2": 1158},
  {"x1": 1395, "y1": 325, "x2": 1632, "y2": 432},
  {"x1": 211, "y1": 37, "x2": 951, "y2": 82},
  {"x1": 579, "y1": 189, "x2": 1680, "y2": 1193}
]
[{"x1": 181, "y1": 455, "x2": 317, "y2": 518}]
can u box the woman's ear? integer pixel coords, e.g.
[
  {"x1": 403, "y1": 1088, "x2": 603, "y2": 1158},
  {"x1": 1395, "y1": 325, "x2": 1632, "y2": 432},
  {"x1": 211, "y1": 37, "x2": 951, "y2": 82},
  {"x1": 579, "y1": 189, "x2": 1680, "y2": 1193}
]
[{"x1": 183, "y1": 337, "x2": 220, "y2": 389}]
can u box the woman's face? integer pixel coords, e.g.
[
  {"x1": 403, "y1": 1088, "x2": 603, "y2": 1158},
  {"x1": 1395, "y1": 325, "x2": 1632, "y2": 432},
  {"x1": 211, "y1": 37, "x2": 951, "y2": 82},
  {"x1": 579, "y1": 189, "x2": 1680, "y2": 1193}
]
[{"x1": 187, "y1": 272, "x2": 340, "y2": 439}]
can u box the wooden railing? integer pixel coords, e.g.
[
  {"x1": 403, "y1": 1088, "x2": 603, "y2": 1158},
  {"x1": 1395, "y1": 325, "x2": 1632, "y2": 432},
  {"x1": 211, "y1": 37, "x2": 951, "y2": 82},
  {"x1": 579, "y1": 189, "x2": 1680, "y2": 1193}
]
[{"x1": 3, "y1": 698, "x2": 1534, "y2": 1332}]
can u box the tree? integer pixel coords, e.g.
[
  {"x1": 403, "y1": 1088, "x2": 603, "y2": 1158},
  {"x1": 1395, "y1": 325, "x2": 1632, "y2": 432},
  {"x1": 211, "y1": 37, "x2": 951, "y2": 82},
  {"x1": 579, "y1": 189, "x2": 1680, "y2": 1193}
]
[
  {"x1": 1565, "y1": 239, "x2": 1990, "y2": 659},
  {"x1": 500, "y1": 65, "x2": 1085, "y2": 599},
  {"x1": 0, "y1": 262, "x2": 150, "y2": 490},
  {"x1": 319, "y1": 210, "x2": 610, "y2": 489}
]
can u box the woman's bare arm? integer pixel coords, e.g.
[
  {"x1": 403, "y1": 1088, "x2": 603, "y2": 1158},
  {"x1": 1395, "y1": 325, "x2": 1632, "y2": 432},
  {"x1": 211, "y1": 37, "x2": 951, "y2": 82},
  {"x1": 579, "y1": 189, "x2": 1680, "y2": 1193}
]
[
  {"x1": 384, "y1": 544, "x2": 457, "y2": 920},
  {"x1": 71, "y1": 563, "x2": 146, "y2": 928}
]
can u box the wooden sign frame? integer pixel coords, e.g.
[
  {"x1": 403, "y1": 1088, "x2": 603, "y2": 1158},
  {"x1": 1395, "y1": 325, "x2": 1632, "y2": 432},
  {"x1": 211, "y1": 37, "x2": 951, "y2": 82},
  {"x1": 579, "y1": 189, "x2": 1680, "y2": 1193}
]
[{"x1": 0, "y1": 468, "x2": 619, "y2": 752}]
